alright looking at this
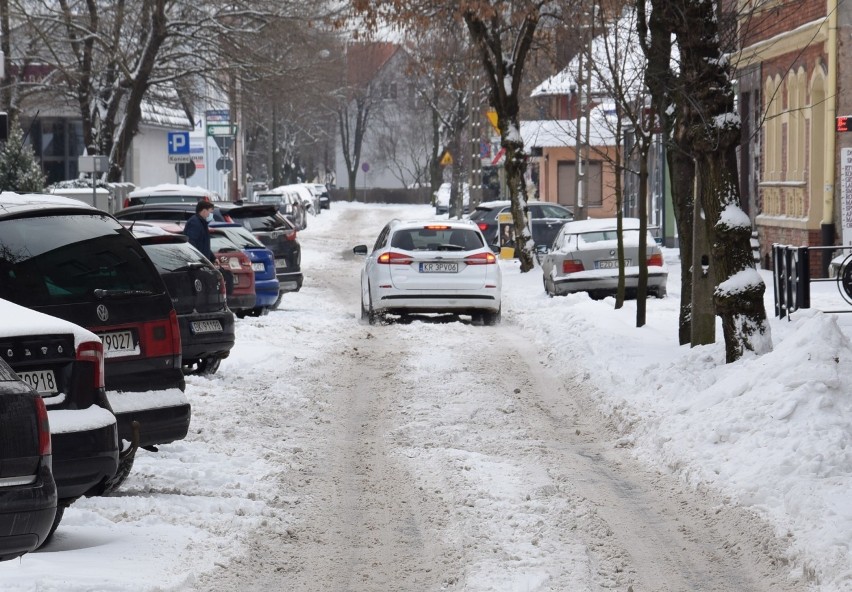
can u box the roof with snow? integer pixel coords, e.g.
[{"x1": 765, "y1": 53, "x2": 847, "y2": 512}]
[{"x1": 521, "y1": 104, "x2": 619, "y2": 149}]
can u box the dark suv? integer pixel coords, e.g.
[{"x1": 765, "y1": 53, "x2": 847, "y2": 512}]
[
  {"x1": 114, "y1": 202, "x2": 303, "y2": 302},
  {"x1": 130, "y1": 226, "x2": 236, "y2": 376},
  {"x1": 0, "y1": 357, "x2": 56, "y2": 560},
  {"x1": 468, "y1": 200, "x2": 574, "y2": 251},
  {"x1": 0, "y1": 193, "x2": 191, "y2": 492},
  {"x1": 0, "y1": 299, "x2": 119, "y2": 540}
]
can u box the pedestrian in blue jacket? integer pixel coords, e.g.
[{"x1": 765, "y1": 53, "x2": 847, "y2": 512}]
[{"x1": 184, "y1": 201, "x2": 215, "y2": 260}]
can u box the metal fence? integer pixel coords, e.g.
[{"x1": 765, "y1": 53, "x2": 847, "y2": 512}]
[{"x1": 772, "y1": 244, "x2": 852, "y2": 318}]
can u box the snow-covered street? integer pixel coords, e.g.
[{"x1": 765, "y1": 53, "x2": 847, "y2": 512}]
[{"x1": 1, "y1": 202, "x2": 850, "y2": 591}]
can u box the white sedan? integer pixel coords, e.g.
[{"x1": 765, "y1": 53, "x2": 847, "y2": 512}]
[{"x1": 353, "y1": 219, "x2": 502, "y2": 325}]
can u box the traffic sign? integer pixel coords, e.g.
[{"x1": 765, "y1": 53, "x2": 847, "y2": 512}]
[
  {"x1": 167, "y1": 131, "x2": 189, "y2": 155},
  {"x1": 168, "y1": 154, "x2": 191, "y2": 164},
  {"x1": 205, "y1": 109, "x2": 230, "y2": 123},
  {"x1": 361, "y1": 162, "x2": 370, "y2": 173},
  {"x1": 175, "y1": 160, "x2": 196, "y2": 179},
  {"x1": 207, "y1": 124, "x2": 236, "y2": 137},
  {"x1": 216, "y1": 157, "x2": 233, "y2": 172}
]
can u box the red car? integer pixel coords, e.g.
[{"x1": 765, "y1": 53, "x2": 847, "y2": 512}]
[{"x1": 210, "y1": 229, "x2": 256, "y2": 315}]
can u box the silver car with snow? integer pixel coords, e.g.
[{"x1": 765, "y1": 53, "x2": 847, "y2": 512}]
[{"x1": 539, "y1": 217, "x2": 667, "y2": 299}]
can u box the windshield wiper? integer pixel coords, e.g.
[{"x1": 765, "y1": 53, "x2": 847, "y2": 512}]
[{"x1": 93, "y1": 288, "x2": 155, "y2": 299}]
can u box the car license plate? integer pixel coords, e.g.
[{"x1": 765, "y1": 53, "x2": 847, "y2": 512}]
[
  {"x1": 420, "y1": 262, "x2": 459, "y2": 273},
  {"x1": 596, "y1": 259, "x2": 629, "y2": 269},
  {"x1": 252, "y1": 262, "x2": 265, "y2": 272},
  {"x1": 191, "y1": 320, "x2": 223, "y2": 334},
  {"x1": 18, "y1": 369, "x2": 58, "y2": 394},
  {"x1": 98, "y1": 330, "x2": 139, "y2": 358},
  {"x1": 275, "y1": 258, "x2": 288, "y2": 269}
]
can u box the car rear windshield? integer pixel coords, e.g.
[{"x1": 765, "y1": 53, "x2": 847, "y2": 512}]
[
  {"x1": 468, "y1": 207, "x2": 496, "y2": 221},
  {"x1": 211, "y1": 234, "x2": 241, "y2": 252},
  {"x1": 229, "y1": 213, "x2": 288, "y2": 233},
  {"x1": 391, "y1": 227, "x2": 484, "y2": 251},
  {"x1": 143, "y1": 242, "x2": 208, "y2": 273},
  {"x1": 0, "y1": 213, "x2": 163, "y2": 306},
  {"x1": 213, "y1": 226, "x2": 264, "y2": 248}
]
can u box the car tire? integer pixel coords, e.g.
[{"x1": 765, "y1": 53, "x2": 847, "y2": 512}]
[
  {"x1": 40, "y1": 502, "x2": 67, "y2": 547},
  {"x1": 196, "y1": 356, "x2": 222, "y2": 375},
  {"x1": 544, "y1": 277, "x2": 555, "y2": 298},
  {"x1": 360, "y1": 289, "x2": 378, "y2": 325},
  {"x1": 482, "y1": 308, "x2": 501, "y2": 326},
  {"x1": 653, "y1": 287, "x2": 667, "y2": 299},
  {"x1": 102, "y1": 450, "x2": 135, "y2": 495}
]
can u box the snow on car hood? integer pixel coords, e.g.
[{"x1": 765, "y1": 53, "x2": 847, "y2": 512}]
[{"x1": 0, "y1": 298, "x2": 100, "y2": 347}]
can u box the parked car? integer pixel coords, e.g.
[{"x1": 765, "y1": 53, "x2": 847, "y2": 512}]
[
  {"x1": 277, "y1": 183, "x2": 320, "y2": 215},
  {"x1": 434, "y1": 182, "x2": 470, "y2": 215},
  {"x1": 468, "y1": 200, "x2": 574, "y2": 251},
  {"x1": 353, "y1": 219, "x2": 501, "y2": 325},
  {"x1": 209, "y1": 228, "x2": 257, "y2": 316},
  {"x1": 209, "y1": 222, "x2": 280, "y2": 314},
  {"x1": 122, "y1": 183, "x2": 220, "y2": 209},
  {"x1": 114, "y1": 202, "x2": 303, "y2": 300},
  {"x1": 0, "y1": 193, "x2": 191, "y2": 493},
  {"x1": 256, "y1": 189, "x2": 308, "y2": 229},
  {"x1": 0, "y1": 357, "x2": 57, "y2": 560},
  {"x1": 128, "y1": 225, "x2": 236, "y2": 375},
  {"x1": 309, "y1": 183, "x2": 331, "y2": 210},
  {"x1": 538, "y1": 217, "x2": 668, "y2": 299},
  {"x1": 0, "y1": 299, "x2": 119, "y2": 541}
]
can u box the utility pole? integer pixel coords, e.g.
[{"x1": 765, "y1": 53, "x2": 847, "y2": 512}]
[{"x1": 469, "y1": 67, "x2": 483, "y2": 208}]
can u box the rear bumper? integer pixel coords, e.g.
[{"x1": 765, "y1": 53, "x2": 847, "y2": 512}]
[
  {"x1": 553, "y1": 272, "x2": 668, "y2": 296},
  {"x1": 52, "y1": 419, "x2": 119, "y2": 499},
  {"x1": 276, "y1": 270, "x2": 303, "y2": 293},
  {"x1": 254, "y1": 278, "x2": 281, "y2": 307},
  {"x1": 106, "y1": 356, "x2": 185, "y2": 393},
  {"x1": 377, "y1": 292, "x2": 500, "y2": 315},
  {"x1": 0, "y1": 463, "x2": 57, "y2": 560},
  {"x1": 107, "y1": 389, "x2": 191, "y2": 448},
  {"x1": 179, "y1": 311, "x2": 236, "y2": 360},
  {"x1": 227, "y1": 293, "x2": 257, "y2": 312}
]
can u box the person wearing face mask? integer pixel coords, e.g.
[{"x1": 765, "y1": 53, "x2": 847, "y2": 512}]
[{"x1": 184, "y1": 200, "x2": 215, "y2": 260}]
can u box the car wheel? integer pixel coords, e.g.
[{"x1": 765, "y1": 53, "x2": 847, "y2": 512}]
[
  {"x1": 101, "y1": 450, "x2": 135, "y2": 495},
  {"x1": 544, "y1": 277, "x2": 555, "y2": 298},
  {"x1": 270, "y1": 292, "x2": 283, "y2": 310},
  {"x1": 653, "y1": 287, "x2": 667, "y2": 299},
  {"x1": 40, "y1": 502, "x2": 67, "y2": 546},
  {"x1": 196, "y1": 356, "x2": 222, "y2": 376},
  {"x1": 482, "y1": 308, "x2": 501, "y2": 326}
]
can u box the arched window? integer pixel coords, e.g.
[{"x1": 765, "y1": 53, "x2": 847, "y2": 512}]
[{"x1": 810, "y1": 69, "x2": 826, "y2": 218}]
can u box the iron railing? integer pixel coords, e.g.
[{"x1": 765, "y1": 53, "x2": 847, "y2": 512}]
[{"x1": 772, "y1": 244, "x2": 852, "y2": 318}]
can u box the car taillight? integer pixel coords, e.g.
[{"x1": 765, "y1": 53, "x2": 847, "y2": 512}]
[
  {"x1": 378, "y1": 251, "x2": 414, "y2": 265},
  {"x1": 35, "y1": 397, "x2": 51, "y2": 456},
  {"x1": 223, "y1": 214, "x2": 234, "y2": 223},
  {"x1": 76, "y1": 340, "x2": 105, "y2": 389},
  {"x1": 140, "y1": 311, "x2": 181, "y2": 358},
  {"x1": 285, "y1": 230, "x2": 298, "y2": 241},
  {"x1": 562, "y1": 260, "x2": 585, "y2": 273},
  {"x1": 647, "y1": 253, "x2": 664, "y2": 266},
  {"x1": 464, "y1": 252, "x2": 497, "y2": 265},
  {"x1": 477, "y1": 222, "x2": 489, "y2": 232},
  {"x1": 123, "y1": 198, "x2": 131, "y2": 209}
]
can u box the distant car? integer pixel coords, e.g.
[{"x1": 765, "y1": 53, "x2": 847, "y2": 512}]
[
  {"x1": 353, "y1": 219, "x2": 501, "y2": 325},
  {"x1": 468, "y1": 200, "x2": 574, "y2": 251},
  {"x1": 0, "y1": 299, "x2": 119, "y2": 542},
  {"x1": 0, "y1": 192, "x2": 190, "y2": 494},
  {"x1": 434, "y1": 182, "x2": 470, "y2": 215},
  {"x1": 0, "y1": 357, "x2": 57, "y2": 560},
  {"x1": 128, "y1": 225, "x2": 236, "y2": 375},
  {"x1": 114, "y1": 202, "x2": 303, "y2": 300},
  {"x1": 276, "y1": 183, "x2": 320, "y2": 215},
  {"x1": 209, "y1": 222, "x2": 280, "y2": 314},
  {"x1": 538, "y1": 217, "x2": 668, "y2": 299},
  {"x1": 309, "y1": 183, "x2": 331, "y2": 210},
  {"x1": 122, "y1": 183, "x2": 221, "y2": 209},
  {"x1": 256, "y1": 190, "x2": 308, "y2": 229}
]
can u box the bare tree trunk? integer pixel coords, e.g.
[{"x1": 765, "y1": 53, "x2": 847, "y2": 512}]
[
  {"x1": 675, "y1": 0, "x2": 771, "y2": 362},
  {"x1": 669, "y1": 148, "x2": 696, "y2": 345},
  {"x1": 636, "y1": 136, "x2": 650, "y2": 327}
]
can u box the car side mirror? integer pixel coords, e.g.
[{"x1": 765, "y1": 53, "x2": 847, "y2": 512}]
[
  {"x1": 353, "y1": 245, "x2": 368, "y2": 256},
  {"x1": 535, "y1": 244, "x2": 550, "y2": 254}
]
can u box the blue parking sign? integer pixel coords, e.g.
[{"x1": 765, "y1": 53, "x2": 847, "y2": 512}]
[{"x1": 168, "y1": 132, "x2": 190, "y2": 155}]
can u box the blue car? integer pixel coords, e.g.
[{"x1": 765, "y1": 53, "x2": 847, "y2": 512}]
[{"x1": 209, "y1": 223, "x2": 280, "y2": 316}]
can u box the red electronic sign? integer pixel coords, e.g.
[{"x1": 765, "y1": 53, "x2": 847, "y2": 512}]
[{"x1": 837, "y1": 116, "x2": 852, "y2": 132}]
